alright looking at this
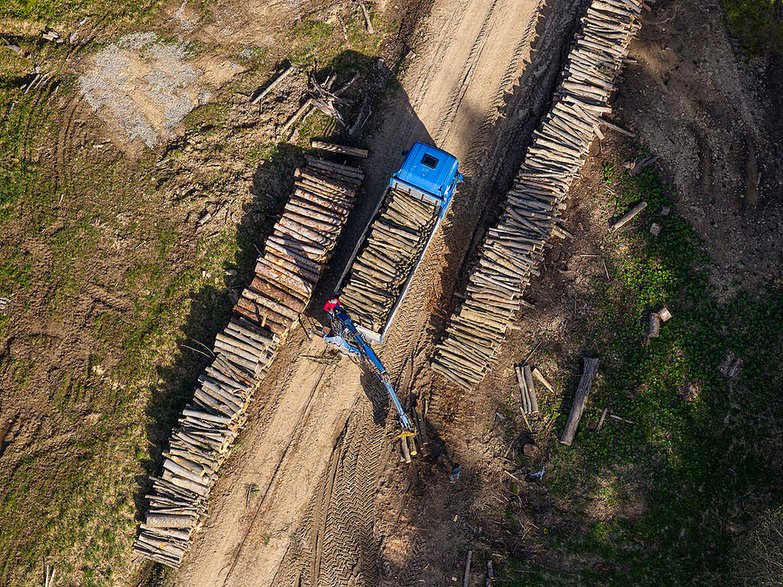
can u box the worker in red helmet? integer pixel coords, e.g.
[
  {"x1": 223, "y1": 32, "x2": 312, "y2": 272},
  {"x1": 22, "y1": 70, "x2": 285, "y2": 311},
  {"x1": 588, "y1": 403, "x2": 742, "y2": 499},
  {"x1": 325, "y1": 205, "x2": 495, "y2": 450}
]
[{"x1": 322, "y1": 297, "x2": 360, "y2": 357}]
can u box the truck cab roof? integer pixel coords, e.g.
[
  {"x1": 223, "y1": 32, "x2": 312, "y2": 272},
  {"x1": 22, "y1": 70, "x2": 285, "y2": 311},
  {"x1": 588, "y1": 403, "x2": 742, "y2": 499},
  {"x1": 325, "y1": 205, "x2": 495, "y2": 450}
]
[{"x1": 391, "y1": 142, "x2": 460, "y2": 200}]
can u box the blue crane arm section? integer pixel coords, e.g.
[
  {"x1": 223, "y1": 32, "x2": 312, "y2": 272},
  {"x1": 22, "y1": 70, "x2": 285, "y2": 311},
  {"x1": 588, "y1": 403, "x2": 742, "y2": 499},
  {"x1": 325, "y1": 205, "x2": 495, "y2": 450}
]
[{"x1": 324, "y1": 300, "x2": 415, "y2": 435}]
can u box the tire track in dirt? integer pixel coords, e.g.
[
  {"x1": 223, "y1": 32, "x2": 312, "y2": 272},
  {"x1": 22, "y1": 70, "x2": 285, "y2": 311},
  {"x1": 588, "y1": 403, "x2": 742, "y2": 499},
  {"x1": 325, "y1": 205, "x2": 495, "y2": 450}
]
[
  {"x1": 173, "y1": 337, "x2": 364, "y2": 587},
  {"x1": 432, "y1": 0, "x2": 500, "y2": 144},
  {"x1": 271, "y1": 399, "x2": 390, "y2": 587},
  {"x1": 219, "y1": 362, "x2": 330, "y2": 586}
]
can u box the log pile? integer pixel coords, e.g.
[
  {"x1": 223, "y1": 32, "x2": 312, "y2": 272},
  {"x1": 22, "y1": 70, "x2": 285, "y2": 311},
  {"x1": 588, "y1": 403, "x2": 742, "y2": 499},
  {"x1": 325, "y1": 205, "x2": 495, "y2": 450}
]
[
  {"x1": 133, "y1": 158, "x2": 363, "y2": 568},
  {"x1": 236, "y1": 155, "x2": 363, "y2": 337},
  {"x1": 339, "y1": 190, "x2": 438, "y2": 332},
  {"x1": 432, "y1": 0, "x2": 644, "y2": 389}
]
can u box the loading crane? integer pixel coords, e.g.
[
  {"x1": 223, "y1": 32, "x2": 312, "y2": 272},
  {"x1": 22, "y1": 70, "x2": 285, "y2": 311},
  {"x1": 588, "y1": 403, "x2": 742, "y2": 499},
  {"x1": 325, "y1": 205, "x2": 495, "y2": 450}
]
[{"x1": 323, "y1": 297, "x2": 415, "y2": 436}]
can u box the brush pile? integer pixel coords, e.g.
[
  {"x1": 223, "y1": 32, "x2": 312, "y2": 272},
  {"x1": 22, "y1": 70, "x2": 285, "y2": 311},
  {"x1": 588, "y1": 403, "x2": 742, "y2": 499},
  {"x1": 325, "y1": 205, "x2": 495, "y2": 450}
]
[
  {"x1": 132, "y1": 157, "x2": 363, "y2": 567},
  {"x1": 432, "y1": 0, "x2": 645, "y2": 389}
]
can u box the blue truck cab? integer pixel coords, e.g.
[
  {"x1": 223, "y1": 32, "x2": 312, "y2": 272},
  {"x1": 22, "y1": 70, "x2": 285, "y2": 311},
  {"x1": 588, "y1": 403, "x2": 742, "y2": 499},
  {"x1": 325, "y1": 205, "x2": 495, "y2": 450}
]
[{"x1": 389, "y1": 142, "x2": 462, "y2": 217}]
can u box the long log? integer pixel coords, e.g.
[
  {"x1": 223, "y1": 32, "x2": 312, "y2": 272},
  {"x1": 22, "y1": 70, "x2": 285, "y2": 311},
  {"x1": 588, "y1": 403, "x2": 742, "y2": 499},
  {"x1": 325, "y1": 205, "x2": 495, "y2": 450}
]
[
  {"x1": 251, "y1": 65, "x2": 296, "y2": 105},
  {"x1": 310, "y1": 140, "x2": 369, "y2": 158},
  {"x1": 560, "y1": 357, "x2": 599, "y2": 445},
  {"x1": 609, "y1": 201, "x2": 647, "y2": 231}
]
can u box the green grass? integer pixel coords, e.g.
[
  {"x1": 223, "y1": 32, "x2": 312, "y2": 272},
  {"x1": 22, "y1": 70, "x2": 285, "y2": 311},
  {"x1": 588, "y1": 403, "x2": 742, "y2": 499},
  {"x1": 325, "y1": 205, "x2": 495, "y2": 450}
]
[
  {"x1": 720, "y1": 0, "x2": 783, "y2": 54},
  {"x1": 0, "y1": 1, "x2": 401, "y2": 582},
  {"x1": 0, "y1": 0, "x2": 158, "y2": 24},
  {"x1": 502, "y1": 155, "x2": 783, "y2": 585}
]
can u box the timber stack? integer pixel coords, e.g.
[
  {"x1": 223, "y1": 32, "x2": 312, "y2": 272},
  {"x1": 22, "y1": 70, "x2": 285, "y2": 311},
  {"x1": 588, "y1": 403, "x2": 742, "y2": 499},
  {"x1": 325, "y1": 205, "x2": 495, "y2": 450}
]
[
  {"x1": 432, "y1": 0, "x2": 645, "y2": 389},
  {"x1": 340, "y1": 189, "x2": 438, "y2": 331},
  {"x1": 133, "y1": 157, "x2": 363, "y2": 568}
]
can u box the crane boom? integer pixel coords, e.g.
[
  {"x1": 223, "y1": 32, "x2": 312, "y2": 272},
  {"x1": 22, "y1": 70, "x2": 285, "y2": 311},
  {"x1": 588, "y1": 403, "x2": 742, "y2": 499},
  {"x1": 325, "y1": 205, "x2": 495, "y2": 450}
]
[{"x1": 323, "y1": 298, "x2": 415, "y2": 436}]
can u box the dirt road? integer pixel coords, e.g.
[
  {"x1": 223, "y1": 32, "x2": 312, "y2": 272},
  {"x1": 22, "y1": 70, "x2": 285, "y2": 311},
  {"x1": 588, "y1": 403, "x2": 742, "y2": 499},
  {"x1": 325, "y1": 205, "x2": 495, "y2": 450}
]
[{"x1": 174, "y1": 0, "x2": 577, "y2": 584}]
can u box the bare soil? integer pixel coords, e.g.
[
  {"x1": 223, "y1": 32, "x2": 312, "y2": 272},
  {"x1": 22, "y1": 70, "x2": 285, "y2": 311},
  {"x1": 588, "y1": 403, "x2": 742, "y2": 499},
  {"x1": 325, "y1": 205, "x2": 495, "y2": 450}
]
[{"x1": 618, "y1": 0, "x2": 783, "y2": 296}]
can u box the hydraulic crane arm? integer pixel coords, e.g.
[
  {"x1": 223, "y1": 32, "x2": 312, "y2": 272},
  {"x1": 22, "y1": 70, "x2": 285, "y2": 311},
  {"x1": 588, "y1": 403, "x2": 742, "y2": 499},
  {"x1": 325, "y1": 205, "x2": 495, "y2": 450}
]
[{"x1": 323, "y1": 298, "x2": 416, "y2": 436}]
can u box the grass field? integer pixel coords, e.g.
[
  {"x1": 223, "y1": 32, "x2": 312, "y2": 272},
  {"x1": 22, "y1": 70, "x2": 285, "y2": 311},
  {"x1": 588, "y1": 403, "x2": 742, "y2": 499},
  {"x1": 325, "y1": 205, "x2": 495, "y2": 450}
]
[
  {"x1": 501, "y1": 151, "x2": 783, "y2": 585},
  {"x1": 0, "y1": 2, "x2": 388, "y2": 584},
  {"x1": 721, "y1": 0, "x2": 783, "y2": 53}
]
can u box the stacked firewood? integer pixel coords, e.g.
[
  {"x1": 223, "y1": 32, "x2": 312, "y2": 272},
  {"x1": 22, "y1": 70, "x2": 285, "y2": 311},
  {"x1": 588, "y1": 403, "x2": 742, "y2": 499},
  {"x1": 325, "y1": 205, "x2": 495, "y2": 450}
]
[
  {"x1": 432, "y1": 0, "x2": 645, "y2": 389},
  {"x1": 235, "y1": 156, "x2": 362, "y2": 337},
  {"x1": 133, "y1": 157, "x2": 363, "y2": 568},
  {"x1": 339, "y1": 190, "x2": 438, "y2": 331}
]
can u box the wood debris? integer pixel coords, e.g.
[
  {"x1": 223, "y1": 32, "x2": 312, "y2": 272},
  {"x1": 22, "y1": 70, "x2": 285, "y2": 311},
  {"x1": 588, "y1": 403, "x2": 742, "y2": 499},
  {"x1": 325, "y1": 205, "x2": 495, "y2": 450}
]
[
  {"x1": 515, "y1": 364, "x2": 539, "y2": 414},
  {"x1": 250, "y1": 65, "x2": 296, "y2": 105},
  {"x1": 609, "y1": 201, "x2": 647, "y2": 232},
  {"x1": 133, "y1": 158, "x2": 363, "y2": 568},
  {"x1": 647, "y1": 306, "x2": 672, "y2": 338},
  {"x1": 719, "y1": 350, "x2": 743, "y2": 379},
  {"x1": 432, "y1": 0, "x2": 646, "y2": 389},
  {"x1": 532, "y1": 367, "x2": 553, "y2": 392}
]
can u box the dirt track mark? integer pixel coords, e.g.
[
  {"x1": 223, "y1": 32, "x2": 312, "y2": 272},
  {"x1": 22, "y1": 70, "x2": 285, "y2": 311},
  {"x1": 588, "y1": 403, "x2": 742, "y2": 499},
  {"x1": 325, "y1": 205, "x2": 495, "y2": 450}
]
[
  {"x1": 432, "y1": 0, "x2": 500, "y2": 144},
  {"x1": 173, "y1": 337, "x2": 364, "y2": 587},
  {"x1": 219, "y1": 362, "x2": 329, "y2": 586},
  {"x1": 272, "y1": 400, "x2": 390, "y2": 586}
]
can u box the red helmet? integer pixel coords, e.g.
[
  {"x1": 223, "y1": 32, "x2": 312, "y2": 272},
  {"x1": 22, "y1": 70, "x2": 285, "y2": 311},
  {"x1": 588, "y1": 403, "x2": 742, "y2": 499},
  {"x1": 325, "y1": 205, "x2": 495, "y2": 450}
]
[{"x1": 323, "y1": 297, "x2": 341, "y2": 313}]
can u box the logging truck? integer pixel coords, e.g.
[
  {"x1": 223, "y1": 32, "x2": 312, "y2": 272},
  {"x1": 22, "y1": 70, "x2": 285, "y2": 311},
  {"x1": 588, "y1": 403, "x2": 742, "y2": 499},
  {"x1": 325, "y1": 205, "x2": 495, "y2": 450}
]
[{"x1": 335, "y1": 142, "x2": 462, "y2": 343}]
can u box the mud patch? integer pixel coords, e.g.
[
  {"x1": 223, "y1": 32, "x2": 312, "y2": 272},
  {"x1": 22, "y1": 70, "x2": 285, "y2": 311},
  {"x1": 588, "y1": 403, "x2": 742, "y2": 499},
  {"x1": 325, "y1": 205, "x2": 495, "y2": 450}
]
[{"x1": 79, "y1": 32, "x2": 239, "y2": 148}]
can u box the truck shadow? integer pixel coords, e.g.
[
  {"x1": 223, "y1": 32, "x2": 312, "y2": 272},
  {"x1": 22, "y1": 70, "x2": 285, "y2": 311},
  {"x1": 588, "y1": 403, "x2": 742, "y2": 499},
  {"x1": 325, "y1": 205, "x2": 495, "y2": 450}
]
[{"x1": 430, "y1": 0, "x2": 587, "y2": 342}]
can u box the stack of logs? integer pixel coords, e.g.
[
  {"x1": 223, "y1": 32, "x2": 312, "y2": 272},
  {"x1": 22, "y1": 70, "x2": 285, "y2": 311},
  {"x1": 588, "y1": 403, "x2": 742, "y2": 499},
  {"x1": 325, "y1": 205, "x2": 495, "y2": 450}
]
[
  {"x1": 340, "y1": 190, "x2": 438, "y2": 332},
  {"x1": 235, "y1": 155, "x2": 363, "y2": 337},
  {"x1": 432, "y1": 0, "x2": 644, "y2": 389},
  {"x1": 132, "y1": 157, "x2": 363, "y2": 568}
]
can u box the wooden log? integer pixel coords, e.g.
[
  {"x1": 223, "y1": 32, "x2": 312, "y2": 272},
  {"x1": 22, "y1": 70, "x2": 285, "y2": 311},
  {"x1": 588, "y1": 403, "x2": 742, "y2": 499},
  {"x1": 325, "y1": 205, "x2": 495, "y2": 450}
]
[
  {"x1": 560, "y1": 357, "x2": 599, "y2": 445},
  {"x1": 139, "y1": 524, "x2": 191, "y2": 541},
  {"x1": 515, "y1": 365, "x2": 530, "y2": 413},
  {"x1": 647, "y1": 312, "x2": 661, "y2": 338},
  {"x1": 463, "y1": 550, "x2": 473, "y2": 587},
  {"x1": 145, "y1": 513, "x2": 197, "y2": 529},
  {"x1": 254, "y1": 257, "x2": 314, "y2": 297},
  {"x1": 609, "y1": 201, "x2": 647, "y2": 231},
  {"x1": 248, "y1": 277, "x2": 306, "y2": 310},
  {"x1": 303, "y1": 156, "x2": 364, "y2": 181},
  {"x1": 400, "y1": 436, "x2": 411, "y2": 463},
  {"x1": 532, "y1": 367, "x2": 554, "y2": 392},
  {"x1": 281, "y1": 98, "x2": 313, "y2": 137},
  {"x1": 182, "y1": 407, "x2": 232, "y2": 426},
  {"x1": 251, "y1": 65, "x2": 296, "y2": 104},
  {"x1": 599, "y1": 117, "x2": 636, "y2": 137},
  {"x1": 523, "y1": 364, "x2": 539, "y2": 413},
  {"x1": 360, "y1": 2, "x2": 375, "y2": 33},
  {"x1": 310, "y1": 140, "x2": 369, "y2": 158}
]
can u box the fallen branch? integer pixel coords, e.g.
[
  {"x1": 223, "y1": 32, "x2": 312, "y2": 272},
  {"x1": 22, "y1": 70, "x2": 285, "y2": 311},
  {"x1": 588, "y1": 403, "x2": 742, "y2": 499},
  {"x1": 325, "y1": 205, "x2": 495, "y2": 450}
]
[
  {"x1": 251, "y1": 65, "x2": 295, "y2": 105},
  {"x1": 360, "y1": 2, "x2": 375, "y2": 33},
  {"x1": 463, "y1": 550, "x2": 473, "y2": 587},
  {"x1": 599, "y1": 117, "x2": 636, "y2": 137},
  {"x1": 532, "y1": 367, "x2": 554, "y2": 392}
]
